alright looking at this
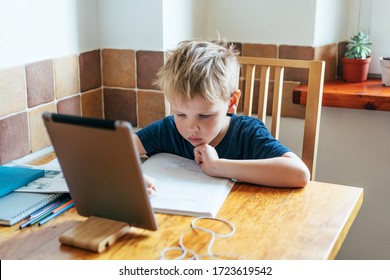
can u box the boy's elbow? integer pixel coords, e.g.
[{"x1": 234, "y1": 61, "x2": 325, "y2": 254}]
[{"x1": 294, "y1": 165, "x2": 310, "y2": 188}]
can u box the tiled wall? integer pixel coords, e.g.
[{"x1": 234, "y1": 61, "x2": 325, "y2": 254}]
[{"x1": 0, "y1": 42, "x2": 340, "y2": 165}]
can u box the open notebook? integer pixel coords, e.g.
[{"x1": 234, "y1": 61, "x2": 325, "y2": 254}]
[{"x1": 143, "y1": 153, "x2": 235, "y2": 217}]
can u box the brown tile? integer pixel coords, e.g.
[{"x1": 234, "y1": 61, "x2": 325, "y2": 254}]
[
  {"x1": 138, "y1": 90, "x2": 165, "y2": 127},
  {"x1": 238, "y1": 79, "x2": 304, "y2": 119},
  {"x1": 338, "y1": 41, "x2": 348, "y2": 78},
  {"x1": 228, "y1": 42, "x2": 242, "y2": 56},
  {"x1": 0, "y1": 66, "x2": 26, "y2": 117},
  {"x1": 28, "y1": 103, "x2": 56, "y2": 152},
  {"x1": 279, "y1": 45, "x2": 315, "y2": 60},
  {"x1": 57, "y1": 96, "x2": 81, "y2": 116},
  {"x1": 279, "y1": 45, "x2": 314, "y2": 82},
  {"x1": 242, "y1": 43, "x2": 278, "y2": 58},
  {"x1": 54, "y1": 55, "x2": 80, "y2": 99},
  {"x1": 0, "y1": 112, "x2": 30, "y2": 164},
  {"x1": 281, "y1": 81, "x2": 305, "y2": 119},
  {"x1": 315, "y1": 43, "x2": 338, "y2": 81},
  {"x1": 237, "y1": 78, "x2": 244, "y2": 113},
  {"x1": 104, "y1": 88, "x2": 137, "y2": 125},
  {"x1": 26, "y1": 59, "x2": 55, "y2": 107},
  {"x1": 81, "y1": 88, "x2": 103, "y2": 118},
  {"x1": 102, "y1": 49, "x2": 136, "y2": 88},
  {"x1": 136, "y1": 51, "x2": 164, "y2": 90},
  {"x1": 241, "y1": 43, "x2": 278, "y2": 78},
  {"x1": 79, "y1": 50, "x2": 102, "y2": 92}
]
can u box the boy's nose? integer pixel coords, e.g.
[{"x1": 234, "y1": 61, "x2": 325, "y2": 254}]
[{"x1": 186, "y1": 120, "x2": 199, "y2": 132}]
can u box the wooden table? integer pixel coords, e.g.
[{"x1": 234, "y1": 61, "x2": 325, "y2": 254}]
[
  {"x1": 0, "y1": 179, "x2": 363, "y2": 260},
  {"x1": 293, "y1": 78, "x2": 390, "y2": 111}
]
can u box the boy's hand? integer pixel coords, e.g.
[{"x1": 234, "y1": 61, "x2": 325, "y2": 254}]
[
  {"x1": 143, "y1": 174, "x2": 157, "y2": 198},
  {"x1": 194, "y1": 144, "x2": 219, "y2": 176}
]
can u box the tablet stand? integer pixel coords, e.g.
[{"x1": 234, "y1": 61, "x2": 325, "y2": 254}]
[{"x1": 59, "y1": 216, "x2": 131, "y2": 253}]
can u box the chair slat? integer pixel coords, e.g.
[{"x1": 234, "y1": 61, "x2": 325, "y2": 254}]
[
  {"x1": 243, "y1": 64, "x2": 256, "y2": 115},
  {"x1": 271, "y1": 66, "x2": 284, "y2": 139},
  {"x1": 237, "y1": 56, "x2": 325, "y2": 180},
  {"x1": 258, "y1": 66, "x2": 270, "y2": 121}
]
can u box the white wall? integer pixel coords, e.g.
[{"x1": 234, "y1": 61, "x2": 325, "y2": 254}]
[
  {"x1": 98, "y1": 0, "x2": 164, "y2": 51},
  {"x1": 277, "y1": 108, "x2": 390, "y2": 260},
  {"x1": 206, "y1": 0, "x2": 317, "y2": 45},
  {"x1": 361, "y1": 0, "x2": 390, "y2": 73},
  {"x1": 162, "y1": 0, "x2": 208, "y2": 51},
  {"x1": 313, "y1": 0, "x2": 349, "y2": 46},
  {"x1": 0, "y1": 0, "x2": 99, "y2": 69}
]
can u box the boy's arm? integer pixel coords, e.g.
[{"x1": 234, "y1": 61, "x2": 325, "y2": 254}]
[
  {"x1": 133, "y1": 134, "x2": 157, "y2": 195},
  {"x1": 133, "y1": 134, "x2": 147, "y2": 156},
  {"x1": 194, "y1": 145, "x2": 310, "y2": 188}
]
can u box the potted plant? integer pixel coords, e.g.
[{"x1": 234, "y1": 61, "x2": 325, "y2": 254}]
[
  {"x1": 342, "y1": 31, "x2": 373, "y2": 83},
  {"x1": 379, "y1": 56, "x2": 390, "y2": 86}
]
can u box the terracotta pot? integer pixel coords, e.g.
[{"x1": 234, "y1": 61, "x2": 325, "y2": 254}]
[
  {"x1": 379, "y1": 57, "x2": 390, "y2": 86},
  {"x1": 342, "y1": 57, "x2": 371, "y2": 83}
]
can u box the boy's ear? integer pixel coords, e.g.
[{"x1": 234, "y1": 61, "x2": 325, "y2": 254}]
[{"x1": 228, "y1": 90, "x2": 241, "y2": 114}]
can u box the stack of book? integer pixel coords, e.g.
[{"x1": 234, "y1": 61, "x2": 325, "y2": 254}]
[{"x1": 0, "y1": 166, "x2": 68, "y2": 226}]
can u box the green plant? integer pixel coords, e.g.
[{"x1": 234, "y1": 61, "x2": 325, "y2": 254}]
[{"x1": 344, "y1": 31, "x2": 373, "y2": 59}]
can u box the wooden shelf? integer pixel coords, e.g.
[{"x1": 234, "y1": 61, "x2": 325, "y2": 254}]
[{"x1": 293, "y1": 78, "x2": 390, "y2": 111}]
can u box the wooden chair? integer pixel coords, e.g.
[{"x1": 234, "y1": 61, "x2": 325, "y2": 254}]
[{"x1": 237, "y1": 57, "x2": 325, "y2": 180}]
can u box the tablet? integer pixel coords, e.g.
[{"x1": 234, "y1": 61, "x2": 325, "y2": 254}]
[{"x1": 42, "y1": 112, "x2": 157, "y2": 231}]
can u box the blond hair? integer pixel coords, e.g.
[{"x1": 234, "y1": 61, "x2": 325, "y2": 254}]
[{"x1": 156, "y1": 40, "x2": 240, "y2": 103}]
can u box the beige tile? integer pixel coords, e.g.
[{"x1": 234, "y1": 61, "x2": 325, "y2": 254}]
[
  {"x1": 81, "y1": 88, "x2": 103, "y2": 118},
  {"x1": 54, "y1": 55, "x2": 80, "y2": 99},
  {"x1": 0, "y1": 112, "x2": 30, "y2": 164},
  {"x1": 57, "y1": 95, "x2": 81, "y2": 116},
  {"x1": 0, "y1": 66, "x2": 26, "y2": 117},
  {"x1": 315, "y1": 43, "x2": 338, "y2": 81},
  {"x1": 138, "y1": 90, "x2": 165, "y2": 127},
  {"x1": 28, "y1": 103, "x2": 57, "y2": 152},
  {"x1": 26, "y1": 59, "x2": 55, "y2": 107},
  {"x1": 102, "y1": 49, "x2": 136, "y2": 88}
]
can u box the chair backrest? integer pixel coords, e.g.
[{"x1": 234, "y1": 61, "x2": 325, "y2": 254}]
[{"x1": 237, "y1": 56, "x2": 325, "y2": 180}]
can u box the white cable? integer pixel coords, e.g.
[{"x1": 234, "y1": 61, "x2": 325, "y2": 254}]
[{"x1": 159, "y1": 216, "x2": 242, "y2": 260}]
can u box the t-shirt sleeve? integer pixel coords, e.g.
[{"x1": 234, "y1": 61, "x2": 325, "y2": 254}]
[
  {"x1": 135, "y1": 118, "x2": 168, "y2": 157},
  {"x1": 135, "y1": 116, "x2": 195, "y2": 159},
  {"x1": 217, "y1": 115, "x2": 290, "y2": 160},
  {"x1": 249, "y1": 121, "x2": 290, "y2": 159}
]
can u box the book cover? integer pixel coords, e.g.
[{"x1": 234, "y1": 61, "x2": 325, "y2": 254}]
[
  {"x1": 142, "y1": 153, "x2": 235, "y2": 217},
  {"x1": 0, "y1": 166, "x2": 45, "y2": 198}
]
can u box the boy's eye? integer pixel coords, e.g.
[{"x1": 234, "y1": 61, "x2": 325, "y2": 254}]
[
  {"x1": 176, "y1": 113, "x2": 186, "y2": 117},
  {"x1": 198, "y1": 114, "x2": 210, "y2": 119}
]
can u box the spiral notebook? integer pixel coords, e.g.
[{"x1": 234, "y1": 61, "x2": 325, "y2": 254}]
[{"x1": 0, "y1": 192, "x2": 63, "y2": 226}]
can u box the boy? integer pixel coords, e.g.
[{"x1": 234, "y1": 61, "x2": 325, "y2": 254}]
[{"x1": 135, "y1": 40, "x2": 310, "y2": 188}]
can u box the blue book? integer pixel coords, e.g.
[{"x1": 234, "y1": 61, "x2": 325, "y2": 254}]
[{"x1": 0, "y1": 166, "x2": 45, "y2": 198}]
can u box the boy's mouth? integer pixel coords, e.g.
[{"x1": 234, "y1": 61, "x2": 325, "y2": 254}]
[{"x1": 188, "y1": 136, "x2": 203, "y2": 146}]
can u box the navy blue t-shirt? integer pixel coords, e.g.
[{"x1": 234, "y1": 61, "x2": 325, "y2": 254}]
[{"x1": 136, "y1": 114, "x2": 289, "y2": 160}]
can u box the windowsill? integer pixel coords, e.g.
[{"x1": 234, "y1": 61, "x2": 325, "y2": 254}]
[{"x1": 292, "y1": 78, "x2": 390, "y2": 111}]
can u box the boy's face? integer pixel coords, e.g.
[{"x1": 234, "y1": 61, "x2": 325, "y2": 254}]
[{"x1": 170, "y1": 95, "x2": 230, "y2": 147}]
